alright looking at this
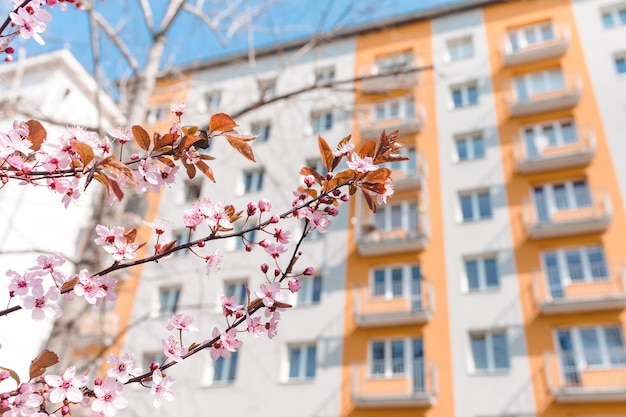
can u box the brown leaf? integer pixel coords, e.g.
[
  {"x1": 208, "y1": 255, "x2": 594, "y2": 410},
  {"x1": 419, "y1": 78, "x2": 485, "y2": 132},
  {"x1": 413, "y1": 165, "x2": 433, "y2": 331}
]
[
  {"x1": 0, "y1": 366, "x2": 20, "y2": 386},
  {"x1": 362, "y1": 189, "x2": 377, "y2": 212},
  {"x1": 299, "y1": 167, "x2": 324, "y2": 184},
  {"x1": 318, "y1": 135, "x2": 334, "y2": 173},
  {"x1": 248, "y1": 298, "x2": 264, "y2": 312},
  {"x1": 229, "y1": 210, "x2": 243, "y2": 224},
  {"x1": 225, "y1": 134, "x2": 255, "y2": 162},
  {"x1": 154, "y1": 133, "x2": 176, "y2": 151},
  {"x1": 184, "y1": 125, "x2": 199, "y2": 135},
  {"x1": 132, "y1": 125, "x2": 151, "y2": 151},
  {"x1": 108, "y1": 178, "x2": 125, "y2": 202},
  {"x1": 199, "y1": 154, "x2": 216, "y2": 161},
  {"x1": 358, "y1": 140, "x2": 376, "y2": 158},
  {"x1": 209, "y1": 113, "x2": 238, "y2": 133},
  {"x1": 160, "y1": 240, "x2": 177, "y2": 255},
  {"x1": 156, "y1": 156, "x2": 175, "y2": 168},
  {"x1": 362, "y1": 167, "x2": 391, "y2": 184},
  {"x1": 222, "y1": 131, "x2": 257, "y2": 142},
  {"x1": 26, "y1": 120, "x2": 46, "y2": 151},
  {"x1": 273, "y1": 301, "x2": 293, "y2": 309},
  {"x1": 196, "y1": 160, "x2": 215, "y2": 183},
  {"x1": 100, "y1": 159, "x2": 136, "y2": 186},
  {"x1": 183, "y1": 161, "x2": 197, "y2": 179},
  {"x1": 124, "y1": 228, "x2": 137, "y2": 243},
  {"x1": 72, "y1": 141, "x2": 95, "y2": 168},
  {"x1": 29, "y1": 349, "x2": 59, "y2": 380},
  {"x1": 61, "y1": 276, "x2": 79, "y2": 292},
  {"x1": 323, "y1": 170, "x2": 355, "y2": 193}
]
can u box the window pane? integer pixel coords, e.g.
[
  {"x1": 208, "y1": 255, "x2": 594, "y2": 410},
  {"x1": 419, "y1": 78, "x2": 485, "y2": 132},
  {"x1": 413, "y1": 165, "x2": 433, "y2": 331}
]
[
  {"x1": 484, "y1": 258, "x2": 499, "y2": 288},
  {"x1": 374, "y1": 209, "x2": 386, "y2": 230},
  {"x1": 471, "y1": 336, "x2": 488, "y2": 370},
  {"x1": 466, "y1": 260, "x2": 479, "y2": 291},
  {"x1": 616, "y1": 57, "x2": 626, "y2": 74},
  {"x1": 467, "y1": 85, "x2": 478, "y2": 105},
  {"x1": 312, "y1": 276, "x2": 322, "y2": 303},
  {"x1": 561, "y1": 122, "x2": 577, "y2": 144},
  {"x1": 391, "y1": 340, "x2": 405, "y2": 374},
  {"x1": 390, "y1": 205, "x2": 402, "y2": 229},
  {"x1": 373, "y1": 269, "x2": 386, "y2": 296},
  {"x1": 472, "y1": 136, "x2": 485, "y2": 158},
  {"x1": 580, "y1": 329, "x2": 602, "y2": 365},
  {"x1": 461, "y1": 195, "x2": 473, "y2": 221},
  {"x1": 227, "y1": 351, "x2": 238, "y2": 381},
  {"x1": 540, "y1": 23, "x2": 554, "y2": 41},
  {"x1": 602, "y1": 11, "x2": 614, "y2": 28},
  {"x1": 305, "y1": 346, "x2": 316, "y2": 378},
  {"x1": 573, "y1": 181, "x2": 591, "y2": 207},
  {"x1": 456, "y1": 139, "x2": 468, "y2": 161},
  {"x1": 452, "y1": 89, "x2": 463, "y2": 108},
  {"x1": 478, "y1": 192, "x2": 492, "y2": 219},
  {"x1": 587, "y1": 247, "x2": 608, "y2": 279},
  {"x1": 553, "y1": 184, "x2": 569, "y2": 210},
  {"x1": 289, "y1": 347, "x2": 301, "y2": 378},
  {"x1": 620, "y1": 8, "x2": 626, "y2": 24},
  {"x1": 543, "y1": 125, "x2": 557, "y2": 147},
  {"x1": 213, "y1": 356, "x2": 225, "y2": 382},
  {"x1": 408, "y1": 203, "x2": 419, "y2": 231},
  {"x1": 391, "y1": 269, "x2": 403, "y2": 297},
  {"x1": 371, "y1": 342, "x2": 385, "y2": 374},
  {"x1": 604, "y1": 327, "x2": 626, "y2": 365},
  {"x1": 565, "y1": 250, "x2": 584, "y2": 282},
  {"x1": 492, "y1": 333, "x2": 510, "y2": 369}
]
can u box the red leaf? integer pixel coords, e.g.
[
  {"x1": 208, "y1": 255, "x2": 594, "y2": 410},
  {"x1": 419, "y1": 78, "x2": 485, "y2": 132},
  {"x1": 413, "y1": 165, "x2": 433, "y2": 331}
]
[
  {"x1": 29, "y1": 349, "x2": 59, "y2": 380},
  {"x1": 358, "y1": 140, "x2": 376, "y2": 158},
  {"x1": 225, "y1": 134, "x2": 255, "y2": 162},
  {"x1": 26, "y1": 120, "x2": 46, "y2": 151},
  {"x1": 132, "y1": 125, "x2": 151, "y2": 151},
  {"x1": 196, "y1": 160, "x2": 216, "y2": 182},
  {"x1": 318, "y1": 135, "x2": 334, "y2": 173},
  {"x1": 209, "y1": 113, "x2": 238, "y2": 133}
]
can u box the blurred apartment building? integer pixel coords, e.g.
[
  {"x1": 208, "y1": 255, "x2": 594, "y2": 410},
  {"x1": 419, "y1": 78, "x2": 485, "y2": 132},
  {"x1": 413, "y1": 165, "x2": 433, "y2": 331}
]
[{"x1": 114, "y1": 0, "x2": 626, "y2": 416}]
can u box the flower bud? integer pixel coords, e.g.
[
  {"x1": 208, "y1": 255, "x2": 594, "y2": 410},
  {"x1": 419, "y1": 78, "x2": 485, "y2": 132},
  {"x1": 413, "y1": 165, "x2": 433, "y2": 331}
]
[
  {"x1": 197, "y1": 240, "x2": 205, "y2": 248},
  {"x1": 340, "y1": 194, "x2": 350, "y2": 202},
  {"x1": 304, "y1": 175, "x2": 316, "y2": 187},
  {"x1": 259, "y1": 239, "x2": 270, "y2": 248},
  {"x1": 288, "y1": 277, "x2": 302, "y2": 293},
  {"x1": 247, "y1": 201, "x2": 257, "y2": 216},
  {"x1": 150, "y1": 362, "x2": 160, "y2": 371},
  {"x1": 245, "y1": 244, "x2": 253, "y2": 252},
  {"x1": 0, "y1": 392, "x2": 9, "y2": 400},
  {"x1": 94, "y1": 378, "x2": 103, "y2": 386},
  {"x1": 332, "y1": 189, "x2": 342, "y2": 196},
  {"x1": 5, "y1": 47, "x2": 14, "y2": 54},
  {"x1": 61, "y1": 405, "x2": 71, "y2": 415},
  {"x1": 258, "y1": 198, "x2": 272, "y2": 212},
  {"x1": 270, "y1": 215, "x2": 279, "y2": 224},
  {"x1": 303, "y1": 266, "x2": 315, "y2": 276},
  {"x1": 274, "y1": 269, "x2": 281, "y2": 277},
  {"x1": 326, "y1": 172, "x2": 334, "y2": 180},
  {"x1": 130, "y1": 153, "x2": 140, "y2": 161},
  {"x1": 0, "y1": 400, "x2": 8, "y2": 409},
  {"x1": 261, "y1": 263, "x2": 269, "y2": 273}
]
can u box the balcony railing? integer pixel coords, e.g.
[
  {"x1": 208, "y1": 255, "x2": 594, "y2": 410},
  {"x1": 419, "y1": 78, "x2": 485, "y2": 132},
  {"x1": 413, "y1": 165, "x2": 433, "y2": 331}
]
[
  {"x1": 501, "y1": 23, "x2": 570, "y2": 67},
  {"x1": 358, "y1": 103, "x2": 426, "y2": 140},
  {"x1": 545, "y1": 350, "x2": 626, "y2": 402},
  {"x1": 532, "y1": 264, "x2": 626, "y2": 314},
  {"x1": 360, "y1": 56, "x2": 424, "y2": 94},
  {"x1": 356, "y1": 213, "x2": 429, "y2": 257},
  {"x1": 352, "y1": 359, "x2": 438, "y2": 408},
  {"x1": 354, "y1": 280, "x2": 434, "y2": 327},
  {"x1": 522, "y1": 189, "x2": 612, "y2": 239},
  {"x1": 513, "y1": 126, "x2": 596, "y2": 174},
  {"x1": 389, "y1": 151, "x2": 426, "y2": 191},
  {"x1": 507, "y1": 72, "x2": 581, "y2": 117}
]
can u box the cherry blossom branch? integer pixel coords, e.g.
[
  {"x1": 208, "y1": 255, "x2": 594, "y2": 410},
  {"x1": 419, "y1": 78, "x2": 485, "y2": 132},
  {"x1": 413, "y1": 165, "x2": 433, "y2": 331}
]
[{"x1": 0, "y1": 0, "x2": 32, "y2": 35}]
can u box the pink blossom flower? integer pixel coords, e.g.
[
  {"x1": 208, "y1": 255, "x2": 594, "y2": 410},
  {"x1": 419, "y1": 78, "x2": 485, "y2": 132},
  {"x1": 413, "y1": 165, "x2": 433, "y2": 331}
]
[
  {"x1": 305, "y1": 209, "x2": 332, "y2": 233},
  {"x1": 143, "y1": 218, "x2": 172, "y2": 235},
  {"x1": 209, "y1": 327, "x2": 230, "y2": 360},
  {"x1": 150, "y1": 370, "x2": 175, "y2": 408},
  {"x1": 94, "y1": 225, "x2": 125, "y2": 247},
  {"x1": 288, "y1": 277, "x2": 302, "y2": 293},
  {"x1": 246, "y1": 201, "x2": 257, "y2": 216},
  {"x1": 183, "y1": 146, "x2": 200, "y2": 165},
  {"x1": 255, "y1": 282, "x2": 284, "y2": 308},
  {"x1": 182, "y1": 206, "x2": 203, "y2": 229},
  {"x1": 220, "y1": 328, "x2": 243, "y2": 353},
  {"x1": 198, "y1": 200, "x2": 232, "y2": 231},
  {"x1": 0, "y1": 126, "x2": 32, "y2": 158},
  {"x1": 103, "y1": 238, "x2": 139, "y2": 262},
  {"x1": 44, "y1": 366, "x2": 88, "y2": 403},
  {"x1": 4, "y1": 383, "x2": 43, "y2": 417},
  {"x1": 333, "y1": 142, "x2": 354, "y2": 157},
  {"x1": 22, "y1": 286, "x2": 61, "y2": 321},
  {"x1": 273, "y1": 228, "x2": 291, "y2": 244},
  {"x1": 170, "y1": 102, "x2": 186, "y2": 117},
  {"x1": 257, "y1": 198, "x2": 272, "y2": 212},
  {"x1": 264, "y1": 243, "x2": 287, "y2": 259},
  {"x1": 7, "y1": 270, "x2": 42, "y2": 297},
  {"x1": 108, "y1": 127, "x2": 132, "y2": 144},
  {"x1": 73, "y1": 270, "x2": 106, "y2": 305},
  {"x1": 99, "y1": 274, "x2": 119, "y2": 303},
  {"x1": 266, "y1": 314, "x2": 280, "y2": 339},
  {"x1": 221, "y1": 296, "x2": 244, "y2": 318},
  {"x1": 106, "y1": 353, "x2": 141, "y2": 384},
  {"x1": 167, "y1": 313, "x2": 198, "y2": 333},
  {"x1": 347, "y1": 152, "x2": 378, "y2": 173},
  {"x1": 246, "y1": 315, "x2": 264, "y2": 338},
  {"x1": 369, "y1": 178, "x2": 394, "y2": 205},
  {"x1": 61, "y1": 177, "x2": 81, "y2": 208},
  {"x1": 29, "y1": 253, "x2": 66, "y2": 276},
  {"x1": 162, "y1": 336, "x2": 188, "y2": 363},
  {"x1": 91, "y1": 377, "x2": 127, "y2": 417}
]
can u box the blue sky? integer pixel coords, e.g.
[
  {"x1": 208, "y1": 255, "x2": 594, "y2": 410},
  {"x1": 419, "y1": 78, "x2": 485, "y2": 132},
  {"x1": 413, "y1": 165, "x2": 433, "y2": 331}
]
[{"x1": 4, "y1": 0, "x2": 462, "y2": 94}]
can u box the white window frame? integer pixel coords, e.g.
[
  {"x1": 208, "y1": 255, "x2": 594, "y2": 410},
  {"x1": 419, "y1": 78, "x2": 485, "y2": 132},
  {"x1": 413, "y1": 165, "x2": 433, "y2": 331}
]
[
  {"x1": 370, "y1": 264, "x2": 420, "y2": 299},
  {"x1": 555, "y1": 325, "x2": 626, "y2": 369},
  {"x1": 224, "y1": 280, "x2": 248, "y2": 304},
  {"x1": 450, "y1": 81, "x2": 479, "y2": 109},
  {"x1": 259, "y1": 78, "x2": 276, "y2": 99},
  {"x1": 311, "y1": 110, "x2": 334, "y2": 134},
  {"x1": 250, "y1": 121, "x2": 271, "y2": 142},
  {"x1": 315, "y1": 66, "x2": 335, "y2": 84},
  {"x1": 446, "y1": 35, "x2": 474, "y2": 62},
  {"x1": 532, "y1": 179, "x2": 592, "y2": 217},
  {"x1": 505, "y1": 21, "x2": 555, "y2": 54},
  {"x1": 374, "y1": 51, "x2": 413, "y2": 74},
  {"x1": 373, "y1": 200, "x2": 419, "y2": 232},
  {"x1": 233, "y1": 224, "x2": 256, "y2": 251},
  {"x1": 287, "y1": 343, "x2": 317, "y2": 381},
  {"x1": 520, "y1": 119, "x2": 579, "y2": 156},
  {"x1": 454, "y1": 133, "x2": 485, "y2": 162},
  {"x1": 374, "y1": 96, "x2": 415, "y2": 120},
  {"x1": 296, "y1": 275, "x2": 322, "y2": 306},
  {"x1": 183, "y1": 179, "x2": 202, "y2": 202},
  {"x1": 146, "y1": 106, "x2": 169, "y2": 124},
  {"x1": 203, "y1": 90, "x2": 221, "y2": 111},
  {"x1": 601, "y1": 4, "x2": 626, "y2": 29},
  {"x1": 459, "y1": 189, "x2": 492, "y2": 222},
  {"x1": 614, "y1": 53, "x2": 626, "y2": 75},
  {"x1": 541, "y1": 245, "x2": 609, "y2": 286},
  {"x1": 158, "y1": 286, "x2": 181, "y2": 317},
  {"x1": 389, "y1": 145, "x2": 417, "y2": 176},
  {"x1": 513, "y1": 68, "x2": 565, "y2": 103},
  {"x1": 172, "y1": 229, "x2": 191, "y2": 257},
  {"x1": 369, "y1": 338, "x2": 423, "y2": 378},
  {"x1": 243, "y1": 169, "x2": 264, "y2": 194},
  {"x1": 463, "y1": 255, "x2": 499, "y2": 292},
  {"x1": 469, "y1": 331, "x2": 510, "y2": 373}
]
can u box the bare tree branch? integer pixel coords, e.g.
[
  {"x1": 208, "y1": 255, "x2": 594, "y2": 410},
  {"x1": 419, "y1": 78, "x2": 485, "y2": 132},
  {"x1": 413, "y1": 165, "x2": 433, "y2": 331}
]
[
  {"x1": 138, "y1": 0, "x2": 156, "y2": 37},
  {"x1": 90, "y1": 9, "x2": 140, "y2": 75},
  {"x1": 157, "y1": 0, "x2": 186, "y2": 37}
]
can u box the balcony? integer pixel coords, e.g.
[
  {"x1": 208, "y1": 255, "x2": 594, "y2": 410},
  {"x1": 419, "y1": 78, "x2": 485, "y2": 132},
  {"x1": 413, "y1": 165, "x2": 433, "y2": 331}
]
[
  {"x1": 501, "y1": 23, "x2": 570, "y2": 67},
  {"x1": 513, "y1": 127, "x2": 596, "y2": 174},
  {"x1": 360, "y1": 55, "x2": 424, "y2": 94},
  {"x1": 356, "y1": 214, "x2": 429, "y2": 257},
  {"x1": 353, "y1": 280, "x2": 434, "y2": 327},
  {"x1": 388, "y1": 151, "x2": 426, "y2": 192},
  {"x1": 508, "y1": 72, "x2": 581, "y2": 117},
  {"x1": 522, "y1": 189, "x2": 612, "y2": 239},
  {"x1": 532, "y1": 264, "x2": 626, "y2": 314},
  {"x1": 358, "y1": 102, "x2": 426, "y2": 140},
  {"x1": 352, "y1": 359, "x2": 438, "y2": 408},
  {"x1": 545, "y1": 351, "x2": 626, "y2": 403}
]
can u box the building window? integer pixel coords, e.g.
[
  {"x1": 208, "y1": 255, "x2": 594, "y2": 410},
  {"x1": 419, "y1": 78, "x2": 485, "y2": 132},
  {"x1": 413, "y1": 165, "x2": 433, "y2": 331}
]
[
  {"x1": 513, "y1": 68, "x2": 565, "y2": 103},
  {"x1": 243, "y1": 169, "x2": 264, "y2": 193},
  {"x1": 183, "y1": 180, "x2": 202, "y2": 202},
  {"x1": 542, "y1": 246, "x2": 609, "y2": 298},
  {"x1": 373, "y1": 201, "x2": 419, "y2": 232},
  {"x1": 389, "y1": 145, "x2": 417, "y2": 176},
  {"x1": 374, "y1": 51, "x2": 414, "y2": 74},
  {"x1": 371, "y1": 265, "x2": 421, "y2": 300},
  {"x1": 146, "y1": 106, "x2": 169, "y2": 124},
  {"x1": 464, "y1": 256, "x2": 499, "y2": 292},
  {"x1": 158, "y1": 287, "x2": 180, "y2": 317},
  {"x1": 224, "y1": 280, "x2": 247, "y2": 304},
  {"x1": 315, "y1": 66, "x2": 335, "y2": 84},
  {"x1": 144, "y1": 352, "x2": 166, "y2": 369},
  {"x1": 506, "y1": 21, "x2": 554, "y2": 53},
  {"x1": 601, "y1": 5, "x2": 626, "y2": 28},
  {"x1": 521, "y1": 119, "x2": 578, "y2": 157},
  {"x1": 173, "y1": 230, "x2": 191, "y2": 257},
  {"x1": 203, "y1": 91, "x2": 221, "y2": 111},
  {"x1": 459, "y1": 190, "x2": 491, "y2": 222},
  {"x1": 532, "y1": 180, "x2": 592, "y2": 222},
  {"x1": 370, "y1": 338, "x2": 423, "y2": 379},
  {"x1": 297, "y1": 275, "x2": 322, "y2": 306},
  {"x1": 288, "y1": 344, "x2": 316, "y2": 381},
  {"x1": 455, "y1": 134, "x2": 485, "y2": 161},
  {"x1": 615, "y1": 55, "x2": 626, "y2": 75},
  {"x1": 374, "y1": 96, "x2": 414, "y2": 120},
  {"x1": 259, "y1": 78, "x2": 276, "y2": 99},
  {"x1": 451, "y1": 82, "x2": 478, "y2": 108},
  {"x1": 251, "y1": 121, "x2": 271, "y2": 142},
  {"x1": 234, "y1": 225, "x2": 256, "y2": 250},
  {"x1": 213, "y1": 351, "x2": 238, "y2": 384},
  {"x1": 311, "y1": 110, "x2": 333, "y2": 134},
  {"x1": 446, "y1": 36, "x2": 474, "y2": 61},
  {"x1": 470, "y1": 331, "x2": 510, "y2": 373}
]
